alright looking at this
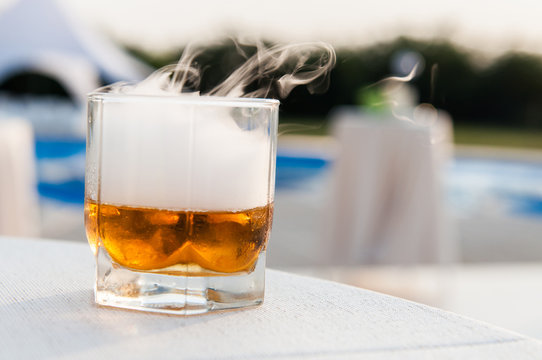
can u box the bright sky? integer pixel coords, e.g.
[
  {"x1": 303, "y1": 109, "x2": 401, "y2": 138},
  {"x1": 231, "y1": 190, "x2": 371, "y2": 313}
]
[{"x1": 2, "y1": 0, "x2": 542, "y2": 55}]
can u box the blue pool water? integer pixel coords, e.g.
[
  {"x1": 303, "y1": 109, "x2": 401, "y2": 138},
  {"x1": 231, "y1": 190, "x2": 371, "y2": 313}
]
[
  {"x1": 35, "y1": 138, "x2": 86, "y2": 204},
  {"x1": 35, "y1": 139, "x2": 542, "y2": 217},
  {"x1": 448, "y1": 157, "x2": 542, "y2": 217},
  {"x1": 35, "y1": 139, "x2": 85, "y2": 159},
  {"x1": 276, "y1": 155, "x2": 328, "y2": 190}
]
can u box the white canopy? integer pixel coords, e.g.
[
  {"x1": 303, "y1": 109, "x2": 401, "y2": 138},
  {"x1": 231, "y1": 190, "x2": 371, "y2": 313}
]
[{"x1": 0, "y1": 0, "x2": 152, "y2": 103}]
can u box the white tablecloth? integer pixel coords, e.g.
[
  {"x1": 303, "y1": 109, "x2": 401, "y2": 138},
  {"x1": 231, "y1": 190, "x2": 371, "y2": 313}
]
[
  {"x1": 289, "y1": 264, "x2": 542, "y2": 340},
  {"x1": 0, "y1": 120, "x2": 40, "y2": 237},
  {"x1": 1, "y1": 236, "x2": 541, "y2": 359},
  {"x1": 326, "y1": 109, "x2": 454, "y2": 265}
]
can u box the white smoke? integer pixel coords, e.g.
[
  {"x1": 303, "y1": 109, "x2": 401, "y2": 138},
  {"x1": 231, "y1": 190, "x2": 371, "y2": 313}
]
[
  {"x1": 209, "y1": 42, "x2": 336, "y2": 98},
  {"x1": 93, "y1": 41, "x2": 335, "y2": 211},
  {"x1": 98, "y1": 99, "x2": 276, "y2": 211},
  {"x1": 100, "y1": 41, "x2": 336, "y2": 99}
]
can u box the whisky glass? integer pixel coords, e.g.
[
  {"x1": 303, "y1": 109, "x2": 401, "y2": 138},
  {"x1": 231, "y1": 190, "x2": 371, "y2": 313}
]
[{"x1": 85, "y1": 93, "x2": 278, "y2": 314}]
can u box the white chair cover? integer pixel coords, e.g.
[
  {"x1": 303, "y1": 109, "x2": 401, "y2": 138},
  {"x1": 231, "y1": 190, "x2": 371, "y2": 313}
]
[
  {"x1": 0, "y1": 119, "x2": 40, "y2": 236},
  {"x1": 325, "y1": 108, "x2": 455, "y2": 265}
]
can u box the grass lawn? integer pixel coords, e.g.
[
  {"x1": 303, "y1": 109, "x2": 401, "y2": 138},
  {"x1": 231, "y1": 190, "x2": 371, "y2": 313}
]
[
  {"x1": 280, "y1": 117, "x2": 542, "y2": 150},
  {"x1": 279, "y1": 116, "x2": 330, "y2": 136},
  {"x1": 453, "y1": 125, "x2": 542, "y2": 150}
]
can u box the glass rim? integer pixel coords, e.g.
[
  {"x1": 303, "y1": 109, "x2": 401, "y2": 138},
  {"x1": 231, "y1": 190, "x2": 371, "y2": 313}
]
[{"x1": 88, "y1": 91, "x2": 280, "y2": 108}]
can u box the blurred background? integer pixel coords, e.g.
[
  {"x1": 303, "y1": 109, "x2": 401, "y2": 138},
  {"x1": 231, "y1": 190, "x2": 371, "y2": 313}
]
[{"x1": 1, "y1": 0, "x2": 541, "y2": 339}]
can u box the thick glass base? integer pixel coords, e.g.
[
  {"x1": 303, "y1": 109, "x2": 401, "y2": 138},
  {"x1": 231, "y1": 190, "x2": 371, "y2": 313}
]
[{"x1": 94, "y1": 247, "x2": 266, "y2": 315}]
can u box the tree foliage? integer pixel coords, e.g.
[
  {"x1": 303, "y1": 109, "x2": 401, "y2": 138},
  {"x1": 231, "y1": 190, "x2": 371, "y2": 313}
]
[{"x1": 127, "y1": 38, "x2": 542, "y2": 129}]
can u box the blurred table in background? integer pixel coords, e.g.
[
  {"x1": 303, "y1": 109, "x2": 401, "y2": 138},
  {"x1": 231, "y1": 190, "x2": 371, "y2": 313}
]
[
  {"x1": 326, "y1": 108, "x2": 454, "y2": 265},
  {"x1": 2, "y1": 236, "x2": 542, "y2": 359},
  {"x1": 286, "y1": 263, "x2": 542, "y2": 340},
  {"x1": 0, "y1": 119, "x2": 40, "y2": 237}
]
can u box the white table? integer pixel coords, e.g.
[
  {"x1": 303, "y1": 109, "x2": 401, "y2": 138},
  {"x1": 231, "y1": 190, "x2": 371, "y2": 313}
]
[
  {"x1": 287, "y1": 264, "x2": 542, "y2": 340},
  {"x1": 1, "y1": 237, "x2": 541, "y2": 359}
]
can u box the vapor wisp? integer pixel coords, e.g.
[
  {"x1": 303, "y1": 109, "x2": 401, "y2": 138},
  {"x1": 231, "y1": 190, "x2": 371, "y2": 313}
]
[{"x1": 102, "y1": 41, "x2": 336, "y2": 99}]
